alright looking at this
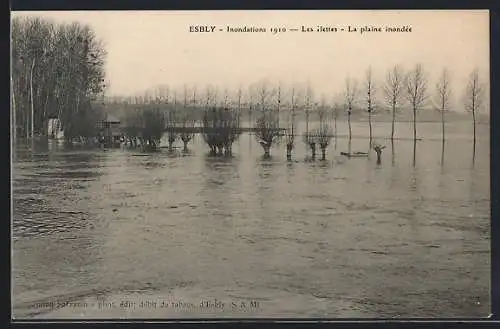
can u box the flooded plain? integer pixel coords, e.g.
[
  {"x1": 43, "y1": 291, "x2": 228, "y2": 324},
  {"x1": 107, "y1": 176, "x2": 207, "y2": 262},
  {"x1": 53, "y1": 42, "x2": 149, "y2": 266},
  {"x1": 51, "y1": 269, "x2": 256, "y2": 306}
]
[{"x1": 11, "y1": 121, "x2": 490, "y2": 319}]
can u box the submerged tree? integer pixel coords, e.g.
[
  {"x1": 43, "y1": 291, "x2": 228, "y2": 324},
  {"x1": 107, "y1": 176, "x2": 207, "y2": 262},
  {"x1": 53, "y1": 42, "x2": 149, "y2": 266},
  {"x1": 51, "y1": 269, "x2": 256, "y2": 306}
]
[
  {"x1": 314, "y1": 100, "x2": 333, "y2": 161},
  {"x1": 165, "y1": 92, "x2": 179, "y2": 152},
  {"x1": 122, "y1": 108, "x2": 142, "y2": 147},
  {"x1": 236, "y1": 86, "x2": 243, "y2": 131},
  {"x1": 365, "y1": 67, "x2": 376, "y2": 146},
  {"x1": 344, "y1": 77, "x2": 358, "y2": 154},
  {"x1": 202, "y1": 106, "x2": 240, "y2": 156},
  {"x1": 373, "y1": 142, "x2": 386, "y2": 165},
  {"x1": 253, "y1": 81, "x2": 281, "y2": 157},
  {"x1": 222, "y1": 89, "x2": 241, "y2": 155},
  {"x1": 464, "y1": 68, "x2": 485, "y2": 155},
  {"x1": 384, "y1": 65, "x2": 405, "y2": 141},
  {"x1": 285, "y1": 86, "x2": 299, "y2": 160},
  {"x1": 180, "y1": 85, "x2": 196, "y2": 152},
  {"x1": 315, "y1": 124, "x2": 333, "y2": 161},
  {"x1": 201, "y1": 86, "x2": 218, "y2": 154},
  {"x1": 405, "y1": 64, "x2": 428, "y2": 143},
  {"x1": 140, "y1": 108, "x2": 165, "y2": 151},
  {"x1": 332, "y1": 94, "x2": 342, "y2": 139},
  {"x1": 201, "y1": 86, "x2": 240, "y2": 156},
  {"x1": 303, "y1": 83, "x2": 317, "y2": 158},
  {"x1": 434, "y1": 68, "x2": 452, "y2": 143}
]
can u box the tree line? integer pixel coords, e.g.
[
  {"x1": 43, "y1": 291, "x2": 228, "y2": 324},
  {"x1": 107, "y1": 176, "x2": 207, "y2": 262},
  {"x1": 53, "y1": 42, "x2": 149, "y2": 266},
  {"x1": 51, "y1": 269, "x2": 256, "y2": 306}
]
[
  {"x1": 117, "y1": 65, "x2": 486, "y2": 162},
  {"x1": 11, "y1": 16, "x2": 107, "y2": 142}
]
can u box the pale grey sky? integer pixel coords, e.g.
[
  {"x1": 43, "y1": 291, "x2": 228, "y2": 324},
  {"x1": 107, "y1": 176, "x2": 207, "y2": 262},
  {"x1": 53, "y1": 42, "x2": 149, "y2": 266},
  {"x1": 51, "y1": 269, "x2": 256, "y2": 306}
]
[{"x1": 12, "y1": 10, "x2": 489, "y2": 105}]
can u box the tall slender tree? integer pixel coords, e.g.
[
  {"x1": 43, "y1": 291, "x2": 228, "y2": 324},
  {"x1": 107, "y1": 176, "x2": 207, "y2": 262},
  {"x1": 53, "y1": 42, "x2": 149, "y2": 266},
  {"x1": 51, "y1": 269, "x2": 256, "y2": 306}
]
[
  {"x1": 405, "y1": 64, "x2": 428, "y2": 143},
  {"x1": 303, "y1": 83, "x2": 317, "y2": 158},
  {"x1": 435, "y1": 68, "x2": 452, "y2": 143},
  {"x1": 285, "y1": 85, "x2": 298, "y2": 160},
  {"x1": 383, "y1": 65, "x2": 405, "y2": 141},
  {"x1": 465, "y1": 68, "x2": 484, "y2": 155},
  {"x1": 365, "y1": 67, "x2": 376, "y2": 146},
  {"x1": 344, "y1": 77, "x2": 358, "y2": 154}
]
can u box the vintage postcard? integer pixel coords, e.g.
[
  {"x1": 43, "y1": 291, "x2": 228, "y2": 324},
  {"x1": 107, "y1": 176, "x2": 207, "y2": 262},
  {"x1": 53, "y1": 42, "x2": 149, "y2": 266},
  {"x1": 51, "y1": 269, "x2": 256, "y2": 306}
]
[{"x1": 11, "y1": 10, "x2": 490, "y2": 319}]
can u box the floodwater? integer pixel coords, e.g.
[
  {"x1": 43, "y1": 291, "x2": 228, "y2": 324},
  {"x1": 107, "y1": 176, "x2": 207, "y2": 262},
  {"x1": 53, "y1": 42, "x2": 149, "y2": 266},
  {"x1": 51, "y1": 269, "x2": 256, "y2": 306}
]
[{"x1": 12, "y1": 120, "x2": 490, "y2": 319}]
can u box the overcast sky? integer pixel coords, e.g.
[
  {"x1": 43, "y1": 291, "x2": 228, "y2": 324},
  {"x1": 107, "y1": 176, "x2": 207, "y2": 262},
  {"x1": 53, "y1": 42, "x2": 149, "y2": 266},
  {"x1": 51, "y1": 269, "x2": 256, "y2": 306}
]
[{"x1": 12, "y1": 10, "x2": 489, "y2": 106}]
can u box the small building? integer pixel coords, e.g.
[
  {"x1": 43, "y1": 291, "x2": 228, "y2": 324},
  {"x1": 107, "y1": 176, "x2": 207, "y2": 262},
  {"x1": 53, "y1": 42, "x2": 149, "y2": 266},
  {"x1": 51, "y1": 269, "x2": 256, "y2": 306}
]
[{"x1": 97, "y1": 114, "x2": 122, "y2": 147}]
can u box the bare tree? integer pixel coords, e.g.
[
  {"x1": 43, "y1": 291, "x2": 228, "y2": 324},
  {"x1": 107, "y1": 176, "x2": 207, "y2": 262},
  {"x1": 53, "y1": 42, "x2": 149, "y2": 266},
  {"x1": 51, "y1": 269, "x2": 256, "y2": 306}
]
[
  {"x1": 221, "y1": 87, "x2": 229, "y2": 108},
  {"x1": 384, "y1": 65, "x2": 405, "y2": 141},
  {"x1": 315, "y1": 97, "x2": 333, "y2": 160},
  {"x1": 303, "y1": 83, "x2": 317, "y2": 158},
  {"x1": 247, "y1": 85, "x2": 255, "y2": 136},
  {"x1": 465, "y1": 68, "x2": 484, "y2": 152},
  {"x1": 223, "y1": 88, "x2": 242, "y2": 155},
  {"x1": 303, "y1": 83, "x2": 313, "y2": 137},
  {"x1": 236, "y1": 86, "x2": 243, "y2": 129},
  {"x1": 145, "y1": 86, "x2": 152, "y2": 103},
  {"x1": 285, "y1": 85, "x2": 299, "y2": 160},
  {"x1": 140, "y1": 108, "x2": 165, "y2": 151},
  {"x1": 318, "y1": 96, "x2": 327, "y2": 125},
  {"x1": 332, "y1": 94, "x2": 343, "y2": 139},
  {"x1": 180, "y1": 85, "x2": 196, "y2": 152},
  {"x1": 405, "y1": 64, "x2": 428, "y2": 143},
  {"x1": 165, "y1": 91, "x2": 179, "y2": 152},
  {"x1": 434, "y1": 68, "x2": 452, "y2": 143},
  {"x1": 201, "y1": 85, "x2": 240, "y2": 156},
  {"x1": 365, "y1": 67, "x2": 376, "y2": 145},
  {"x1": 373, "y1": 142, "x2": 386, "y2": 165},
  {"x1": 344, "y1": 77, "x2": 358, "y2": 154},
  {"x1": 254, "y1": 81, "x2": 281, "y2": 157},
  {"x1": 203, "y1": 106, "x2": 239, "y2": 156},
  {"x1": 122, "y1": 108, "x2": 142, "y2": 147},
  {"x1": 201, "y1": 85, "x2": 218, "y2": 155}
]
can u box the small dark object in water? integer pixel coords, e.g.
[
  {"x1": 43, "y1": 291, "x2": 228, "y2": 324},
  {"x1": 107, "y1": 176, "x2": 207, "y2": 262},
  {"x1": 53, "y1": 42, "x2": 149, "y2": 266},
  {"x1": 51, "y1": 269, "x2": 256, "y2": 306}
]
[
  {"x1": 373, "y1": 143, "x2": 386, "y2": 165},
  {"x1": 169, "y1": 205, "x2": 178, "y2": 209},
  {"x1": 112, "y1": 208, "x2": 118, "y2": 212},
  {"x1": 341, "y1": 151, "x2": 368, "y2": 158},
  {"x1": 373, "y1": 144, "x2": 386, "y2": 154}
]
